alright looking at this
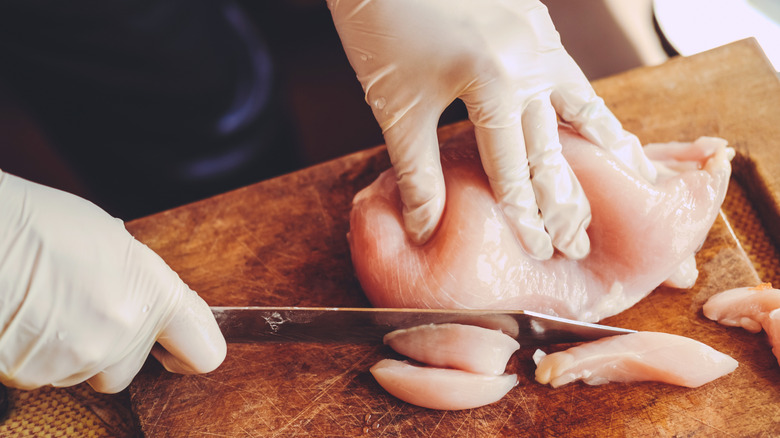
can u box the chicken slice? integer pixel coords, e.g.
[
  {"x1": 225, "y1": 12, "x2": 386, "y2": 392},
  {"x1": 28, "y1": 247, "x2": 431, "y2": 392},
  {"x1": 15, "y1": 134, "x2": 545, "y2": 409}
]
[
  {"x1": 764, "y1": 309, "x2": 780, "y2": 365},
  {"x1": 533, "y1": 332, "x2": 737, "y2": 388},
  {"x1": 383, "y1": 323, "x2": 519, "y2": 375},
  {"x1": 703, "y1": 284, "x2": 780, "y2": 333},
  {"x1": 370, "y1": 359, "x2": 518, "y2": 410},
  {"x1": 704, "y1": 284, "x2": 780, "y2": 365}
]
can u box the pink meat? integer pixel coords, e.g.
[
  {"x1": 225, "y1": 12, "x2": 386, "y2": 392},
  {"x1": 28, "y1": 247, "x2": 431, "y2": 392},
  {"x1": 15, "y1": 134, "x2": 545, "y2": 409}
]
[
  {"x1": 370, "y1": 359, "x2": 518, "y2": 410},
  {"x1": 383, "y1": 323, "x2": 519, "y2": 375},
  {"x1": 764, "y1": 309, "x2": 780, "y2": 365},
  {"x1": 533, "y1": 332, "x2": 737, "y2": 388},
  {"x1": 704, "y1": 284, "x2": 780, "y2": 365},
  {"x1": 703, "y1": 284, "x2": 780, "y2": 333},
  {"x1": 348, "y1": 125, "x2": 732, "y2": 322}
]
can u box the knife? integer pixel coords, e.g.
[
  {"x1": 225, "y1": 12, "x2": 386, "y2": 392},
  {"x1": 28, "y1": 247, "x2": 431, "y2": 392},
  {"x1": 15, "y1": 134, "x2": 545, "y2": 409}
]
[{"x1": 210, "y1": 306, "x2": 635, "y2": 346}]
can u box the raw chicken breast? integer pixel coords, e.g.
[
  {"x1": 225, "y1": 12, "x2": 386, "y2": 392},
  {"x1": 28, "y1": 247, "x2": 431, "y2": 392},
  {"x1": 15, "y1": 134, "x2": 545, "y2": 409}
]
[
  {"x1": 370, "y1": 359, "x2": 517, "y2": 410},
  {"x1": 349, "y1": 125, "x2": 732, "y2": 322},
  {"x1": 533, "y1": 332, "x2": 737, "y2": 388},
  {"x1": 763, "y1": 309, "x2": 780, "y2": 365},
  {"x1": 383, "y1": 323, "x2": 519, "y2": 375},
  {"x1": 703, "y1": 284, "x2": 780, "y2": 333},
  {"x1": 704, "y1": 284, "x2": 780, "y2": 365}
]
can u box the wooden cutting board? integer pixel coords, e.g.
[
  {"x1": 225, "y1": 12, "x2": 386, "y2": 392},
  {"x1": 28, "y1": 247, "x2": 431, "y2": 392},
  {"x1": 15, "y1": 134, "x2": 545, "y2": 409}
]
[{"x1": 128, "y1": 39, "x2": 780, "y2": 437}]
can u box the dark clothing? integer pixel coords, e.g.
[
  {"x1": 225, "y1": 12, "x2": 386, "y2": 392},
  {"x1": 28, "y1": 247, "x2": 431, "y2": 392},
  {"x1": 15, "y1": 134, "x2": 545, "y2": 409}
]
[{"x1": 0, "y1": 0, "x2": 299, "y2": 218}]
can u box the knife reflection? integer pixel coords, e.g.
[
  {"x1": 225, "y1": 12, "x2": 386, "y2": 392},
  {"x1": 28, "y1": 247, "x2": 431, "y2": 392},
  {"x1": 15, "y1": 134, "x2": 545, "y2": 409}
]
[{"x1": 210, "y1": 306, "x2": 635, "y2": 346}]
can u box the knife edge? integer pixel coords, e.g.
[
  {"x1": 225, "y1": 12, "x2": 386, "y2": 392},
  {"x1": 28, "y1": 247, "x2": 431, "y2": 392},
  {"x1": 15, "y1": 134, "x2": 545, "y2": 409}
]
[{"x1": 210, "y1": 306, "x2": 635, "y2": 346}]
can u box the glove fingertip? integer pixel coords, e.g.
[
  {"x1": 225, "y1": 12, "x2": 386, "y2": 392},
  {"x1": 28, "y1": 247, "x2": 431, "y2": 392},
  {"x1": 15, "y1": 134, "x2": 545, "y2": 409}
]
[
  {"x1": 384, "y1": 115, "x2": 447, "y2": 245},
  {"x1": 86, "y1": 372, "x2": 133, "y2": 394},
  {"x1": 402, "y1": 192, "x2": 445, "y2": 245},
  {"x1": 557, "y1": 227, "x2": 590, "y2": 260},
  {"x1": 526, "y1": 235, "x2": 554, "y2": 261},
  {"x1": 504, "y1": 208, "x2": 554, "y2": 260},
  {"x1": 154, "y1": 290, "x2": 227, "y2": 375},
  {"x1": 151, "y1": 344, "x2": 225, "y2": 375},
  {"x1": 524, "y1": 235, "x2": 554, "y2": 261}
]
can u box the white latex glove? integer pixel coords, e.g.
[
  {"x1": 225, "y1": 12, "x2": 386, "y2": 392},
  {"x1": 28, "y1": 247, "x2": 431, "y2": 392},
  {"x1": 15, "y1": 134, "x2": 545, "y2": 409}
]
[
  {"x1": 0, "y1": 171, "x2": 226, "y2": 393},
  {"x1": 328, "y1": 0, "x2": 657, "y2": 259}
]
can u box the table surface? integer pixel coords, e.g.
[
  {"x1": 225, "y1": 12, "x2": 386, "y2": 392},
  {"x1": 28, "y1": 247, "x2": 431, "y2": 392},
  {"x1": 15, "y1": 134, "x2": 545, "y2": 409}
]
[{"x1": 1, "y1": 38, "x2": 780, "y2": 437}]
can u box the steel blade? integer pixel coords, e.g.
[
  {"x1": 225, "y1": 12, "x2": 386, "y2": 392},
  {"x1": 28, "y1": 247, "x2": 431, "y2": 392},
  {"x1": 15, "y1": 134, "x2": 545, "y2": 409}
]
[{"x1": 210, "y1": 306, "x2": 635, "y2": 346}]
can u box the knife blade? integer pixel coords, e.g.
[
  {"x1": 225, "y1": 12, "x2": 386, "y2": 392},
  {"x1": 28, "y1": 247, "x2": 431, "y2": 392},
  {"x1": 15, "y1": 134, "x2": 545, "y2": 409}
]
[{"x1": 210, "y1": 306, "x2": 635, "y2": 346}]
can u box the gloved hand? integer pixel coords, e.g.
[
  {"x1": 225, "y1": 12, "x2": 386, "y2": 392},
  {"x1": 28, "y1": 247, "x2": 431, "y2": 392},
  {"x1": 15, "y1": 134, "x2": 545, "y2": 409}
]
[
  {"x1": 328, "y1": 0, "x2": 657, "y2": 259},
  {"x1": 0, "y1": 170, "x2": 226, "y2": 393}
]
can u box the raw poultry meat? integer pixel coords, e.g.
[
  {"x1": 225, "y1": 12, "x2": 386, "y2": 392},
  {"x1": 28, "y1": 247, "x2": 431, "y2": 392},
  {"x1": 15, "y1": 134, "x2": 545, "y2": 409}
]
[
  {"x1": 370, "y1": 359, "x2": 518, "y2": 410},
  {"x1": 371, "y1": 323, "x2": 518, "y2": 410},
  {"x1": 704, "y1": 284, "x2": 780, "y2": 365},
  {"x1": 703, "y1": 284, "x2": 780, "y2": 333},
  {"x1": 533, "y1": 332, "x2": 737, "y2": 388},
  {"x1": 764, "y1": 310, "x2": 780, "y2": 366},
  {"x1": 382, "y1": 323, "x2": 519, "y2": 375},
  {"x1": 348, "y1": 124, "x2": 732, "y2": 322}
]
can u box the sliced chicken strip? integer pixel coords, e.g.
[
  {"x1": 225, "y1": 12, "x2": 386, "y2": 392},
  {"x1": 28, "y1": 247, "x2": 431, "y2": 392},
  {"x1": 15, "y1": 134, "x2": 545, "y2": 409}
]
[
  {"x1": 370, "y1": 359, "x2": 518, "y2": 410},
  {"x1": 383, "y1": 323, "x2": 519, "y2": 375},
  {"x1": 533, "y1": 331, "x2": 737, "y2": 388}
]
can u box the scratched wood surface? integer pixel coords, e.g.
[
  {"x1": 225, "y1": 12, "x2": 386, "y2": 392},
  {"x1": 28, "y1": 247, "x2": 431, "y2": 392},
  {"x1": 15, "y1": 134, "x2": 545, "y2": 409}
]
[{"x1": 127, "y1": 39, "x2": 780, "y2": 437}]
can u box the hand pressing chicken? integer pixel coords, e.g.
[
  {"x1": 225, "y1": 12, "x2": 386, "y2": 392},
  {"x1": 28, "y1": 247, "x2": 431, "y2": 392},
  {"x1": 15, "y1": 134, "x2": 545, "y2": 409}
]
[{"x1": 329, "y1": 0, "x2": 657, "y2": 259}]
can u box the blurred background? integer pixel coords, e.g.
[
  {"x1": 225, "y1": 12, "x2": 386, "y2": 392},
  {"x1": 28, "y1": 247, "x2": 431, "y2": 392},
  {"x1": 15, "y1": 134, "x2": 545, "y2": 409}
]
[{"x1": 0, "y1": 0, "x2": 733, "y2": 220}]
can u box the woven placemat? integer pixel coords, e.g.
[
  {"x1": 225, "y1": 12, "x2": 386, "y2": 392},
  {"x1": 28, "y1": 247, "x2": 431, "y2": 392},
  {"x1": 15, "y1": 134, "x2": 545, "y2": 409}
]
[
  {"x1": 0, "y1": 179, "x2": 777, "y2": 436},
  {"x1": 0, "y1": 384, "x2": 137, "y2": 437},
  {"x1": 722, "y1": 180, "x2": 780, "y2": 286}
]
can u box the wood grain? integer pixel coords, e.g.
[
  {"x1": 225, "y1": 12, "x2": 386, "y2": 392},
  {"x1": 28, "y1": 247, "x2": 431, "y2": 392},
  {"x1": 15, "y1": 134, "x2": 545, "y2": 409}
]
[{"x1": 128, "y1": 39, "x2": 780, "y2": 437}]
